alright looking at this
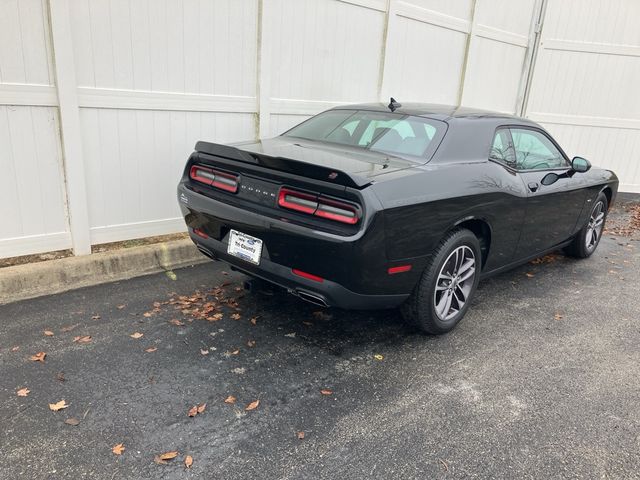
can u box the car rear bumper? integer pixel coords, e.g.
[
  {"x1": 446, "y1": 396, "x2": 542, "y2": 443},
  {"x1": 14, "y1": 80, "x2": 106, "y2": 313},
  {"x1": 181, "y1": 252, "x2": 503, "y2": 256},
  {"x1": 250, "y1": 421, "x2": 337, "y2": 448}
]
[
  {"x1": 178, "y1": 183, "x2": 410, "y2": 309},
  {"x1": 190, "y1": 233, "x2": 407, "y2": 309}
]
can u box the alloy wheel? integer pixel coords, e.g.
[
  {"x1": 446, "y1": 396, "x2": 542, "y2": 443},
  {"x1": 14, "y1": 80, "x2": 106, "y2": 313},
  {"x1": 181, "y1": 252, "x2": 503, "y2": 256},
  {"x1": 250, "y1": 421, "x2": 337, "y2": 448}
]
[
  {"x1": 433, "y1": 246, "x2": 476, "y2": 321},
  {"x1": 585, "y1": 200, "x2": 605, "y2": 251}
]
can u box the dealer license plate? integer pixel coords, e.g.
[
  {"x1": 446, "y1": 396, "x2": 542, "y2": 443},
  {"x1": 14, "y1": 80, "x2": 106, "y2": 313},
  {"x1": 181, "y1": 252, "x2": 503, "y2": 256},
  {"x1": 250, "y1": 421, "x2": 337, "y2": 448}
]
[{"x1": 227, "y1": 229, "x2": 263, "y2": 265}]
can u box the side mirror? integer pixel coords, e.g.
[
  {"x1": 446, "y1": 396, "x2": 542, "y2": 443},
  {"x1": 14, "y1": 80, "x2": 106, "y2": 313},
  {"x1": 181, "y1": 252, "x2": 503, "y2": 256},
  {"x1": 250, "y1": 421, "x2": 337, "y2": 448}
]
[{"x1": 571, "y1": 156, "x2": 591, "y2": 173}]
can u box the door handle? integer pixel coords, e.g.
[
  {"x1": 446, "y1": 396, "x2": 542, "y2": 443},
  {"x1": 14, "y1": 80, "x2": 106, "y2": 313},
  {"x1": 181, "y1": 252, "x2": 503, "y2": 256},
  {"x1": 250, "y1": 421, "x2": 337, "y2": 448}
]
[{"x1": 528, "y1": 182, "x2": 539, "y2": 192}]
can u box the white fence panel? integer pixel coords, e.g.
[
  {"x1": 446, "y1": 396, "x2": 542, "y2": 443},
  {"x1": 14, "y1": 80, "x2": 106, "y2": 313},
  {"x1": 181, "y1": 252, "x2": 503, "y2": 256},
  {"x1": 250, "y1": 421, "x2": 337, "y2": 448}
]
[
  {"x1": 526, "y1": 0, "x2": 640, "y2": 192},
  {"x1": 0, "y1": 0, "x2": 71, "y2": 258}
]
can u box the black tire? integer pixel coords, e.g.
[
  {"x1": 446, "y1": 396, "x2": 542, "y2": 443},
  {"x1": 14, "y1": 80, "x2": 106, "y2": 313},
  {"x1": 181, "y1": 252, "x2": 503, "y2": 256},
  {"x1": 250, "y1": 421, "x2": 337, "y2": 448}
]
[
  {"x1": 401, "y1": 229, "x2": 481, "y2": 334},
  {"x1": 563, "y1": 192, "x2": 608, "y2": 259}
]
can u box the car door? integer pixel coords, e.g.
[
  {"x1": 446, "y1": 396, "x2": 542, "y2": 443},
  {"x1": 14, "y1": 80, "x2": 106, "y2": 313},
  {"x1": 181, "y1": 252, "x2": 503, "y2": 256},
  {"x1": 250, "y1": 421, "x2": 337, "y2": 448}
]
[{"x1": 508, "y1": 127, "x2": 587, "y2": 258}]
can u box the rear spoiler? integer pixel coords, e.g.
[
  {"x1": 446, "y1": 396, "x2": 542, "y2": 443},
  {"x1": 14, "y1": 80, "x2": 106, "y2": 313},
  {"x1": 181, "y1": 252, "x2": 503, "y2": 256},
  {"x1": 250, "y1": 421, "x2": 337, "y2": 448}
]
[{"x1": 194, "y1": 141, "x2": 371, "y2": 189}]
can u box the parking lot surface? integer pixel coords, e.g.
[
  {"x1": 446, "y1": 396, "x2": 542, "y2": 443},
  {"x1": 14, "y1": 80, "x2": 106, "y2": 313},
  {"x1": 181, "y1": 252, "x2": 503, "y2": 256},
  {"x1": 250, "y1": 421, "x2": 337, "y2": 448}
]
[{"x1": 1, "y1": 226, "x2": 639, "y2": 479}]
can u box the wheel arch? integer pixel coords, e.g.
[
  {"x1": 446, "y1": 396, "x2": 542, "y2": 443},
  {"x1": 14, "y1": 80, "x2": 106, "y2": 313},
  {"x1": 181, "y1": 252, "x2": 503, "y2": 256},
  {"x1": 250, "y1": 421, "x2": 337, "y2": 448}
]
[
  {"x1": 453, "y1": 217, "x2": 492, "y2": 269},
  {"x1": 600, "y1": 186, "x2": 613, "y2": 209}
]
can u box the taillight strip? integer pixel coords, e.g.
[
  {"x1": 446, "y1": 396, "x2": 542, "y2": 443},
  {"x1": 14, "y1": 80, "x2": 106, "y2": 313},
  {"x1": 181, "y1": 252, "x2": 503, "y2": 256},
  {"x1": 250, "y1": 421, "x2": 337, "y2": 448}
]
[
  {"x1": 190, "y1": 164, "x2": 239, "y2": 193},
  {"x1": 278, "y1": 187, "x2": 361, "y2": 225}
]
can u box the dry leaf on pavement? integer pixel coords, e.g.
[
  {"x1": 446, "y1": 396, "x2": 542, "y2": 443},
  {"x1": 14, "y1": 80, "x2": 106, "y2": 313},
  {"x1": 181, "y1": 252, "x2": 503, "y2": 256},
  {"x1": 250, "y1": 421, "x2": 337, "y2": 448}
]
[
  {"x1": 49, "y1": 400, "x2": 68, "y2": 411},
  {"x1": 320, "y1": 389, "x2": 333, "y2": 396},
  {"x1": 145, "y1": 347, "x2": 157, "y2": 353},
  {"x1": 197, "y1": 403, "x2": 206, "y2": 414},
  {"x1": 297, "y1": 431, "x2": 305, "y2": 440},
  {"x1": 43, "y1": 330, "x2": 54, "y2": 337},
  {"x1": 187, "y1": 405, "x2": 198, "y2": 417},
  {"x1": 231, "y1": 313, "x2": 241, "y2": 321},
  {"x1": 247, "y1": 340, "x2": 256, "y2": 348},
  {"x1": 16, "y1": 388, "x2": 30, "y2": 397},
  {"x1": 554, "y1": 313, "x2": 563, "y2": 320},
  {"x1": 130, "y1": 332, "x2": 144, "y2": 339},
  {"x1": 245, "y1": 400, "x2": 260, "y2": 411},
  {"x1": 185, "y1": 455, "x2": 193, "y2": 469},
  {"x1": 169, "y1": 319, "x2": 185, "y2": 326},
  {"x1": 154, "y1": 451, "x2": 179, "y2": 465},
  {"x1": 11, "y1": 346, "x2": 20, "y2": 352},
  {"x1": 64, "y1": 418, "x2": 80, "y2": 426},
  {"x1": 112, "y1": 443, "x2": 125, "y2": 455},
  {"x1": 224, "y1": 395, "x2": 236, "y2": 404},
  {"x1": 200, "y1": 349, "x2": 209, "y2": 356},
  {"x1": 250, "y1": 316, "x2": 259, "y2": 325},
  {"x1": 374, "y1": 354, "x2": 384, "y2": 361},
  {"x1": 30, "y1": 352, "x2": 46, "y2": 362},
  {"x1": 525, "y1": 272, "x2": 535, "y2": 278},
  {"x1": 91, "y1": 315, "x2": 101, "y2": 320},
  {"x1": 73, "y1": 335, "x2": 92, "y2": 344}
]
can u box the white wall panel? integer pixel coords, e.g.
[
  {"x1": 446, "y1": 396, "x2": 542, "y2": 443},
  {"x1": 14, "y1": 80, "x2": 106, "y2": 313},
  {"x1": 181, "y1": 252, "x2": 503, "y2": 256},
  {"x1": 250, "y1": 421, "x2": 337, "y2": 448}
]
[
  {"x1": 79, "y1": 109, "x2": 255, "y2": 244},
  {"x1": 268, "y1": 0, "x2": 384, "y2": 102},
  {"x1": 526, "y1": 0, "x2": 640, "y2": 192},
  {"x1": 69, "y1": 0, "x2": 258, "y2": 97},
  {"x1": 383, "y1": 12, "x2": 468, "y2": 104},
  {"x1": 0, "y1": 106, "x2": 70, "y2": 257}
]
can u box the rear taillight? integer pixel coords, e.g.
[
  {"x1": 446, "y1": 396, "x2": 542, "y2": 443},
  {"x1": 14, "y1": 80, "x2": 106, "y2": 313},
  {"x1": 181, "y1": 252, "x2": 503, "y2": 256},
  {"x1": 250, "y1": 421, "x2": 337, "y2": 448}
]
[
  {"x1": 278, "y1": 187, "x2": 360, "y2": 225},
  {"x1": 190, "y1": 165, "x2": 239, "y2": 193}
]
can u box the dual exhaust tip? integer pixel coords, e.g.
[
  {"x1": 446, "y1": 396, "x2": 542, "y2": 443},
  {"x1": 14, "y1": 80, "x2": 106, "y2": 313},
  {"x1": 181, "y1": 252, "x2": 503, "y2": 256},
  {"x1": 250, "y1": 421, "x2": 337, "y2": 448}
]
[{"x1": 243, "y1": 278, "x2": 329, "y2": 307}]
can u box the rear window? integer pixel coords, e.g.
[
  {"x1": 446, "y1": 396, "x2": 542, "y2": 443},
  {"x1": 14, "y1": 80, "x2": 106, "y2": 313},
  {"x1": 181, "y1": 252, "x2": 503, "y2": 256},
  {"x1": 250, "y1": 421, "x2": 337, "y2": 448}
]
[{"x1": 282, "y1": 109, "x2": 446, "y2": 159}]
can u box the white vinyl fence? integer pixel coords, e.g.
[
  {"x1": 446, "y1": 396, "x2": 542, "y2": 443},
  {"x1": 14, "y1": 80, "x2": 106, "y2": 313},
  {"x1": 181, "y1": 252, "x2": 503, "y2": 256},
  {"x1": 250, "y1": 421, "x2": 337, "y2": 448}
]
[{"x1": 1, "y1": 0, "x2": 638, "y2": 259}]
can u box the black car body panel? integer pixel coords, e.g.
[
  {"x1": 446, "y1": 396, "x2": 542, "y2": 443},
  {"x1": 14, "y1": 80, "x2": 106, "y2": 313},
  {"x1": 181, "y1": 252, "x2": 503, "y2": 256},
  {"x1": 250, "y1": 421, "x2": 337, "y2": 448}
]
[{"x1": 177, "y1": 103, "x2": 619, "y2": 309}]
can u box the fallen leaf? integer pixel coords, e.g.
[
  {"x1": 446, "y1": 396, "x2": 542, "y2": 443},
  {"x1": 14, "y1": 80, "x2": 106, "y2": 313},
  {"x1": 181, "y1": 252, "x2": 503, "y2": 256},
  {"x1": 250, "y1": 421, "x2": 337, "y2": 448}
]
[
  {"x1": 554, "y1": 313, "x2": 563, "y2": 320},
  {"x1": 117, "y1": 304, "x2": 126, "y2": 309},
  {"x1": 187, "y1": 405, "x2": 198, "y2": 417},
  {"x1": 197, "y1": 403, "x2": 206, "y2": 414},
  {"x1": 130, "y1": 332, "x2": 144, "y2": 339},
  {"x1": 49, "y1": 399, "x2": 68, "y2": 411},
  {"x1": 230, "y1": 349, "x2": 240, "y2": 355},
  {"x1": 169, "y1": 319, "x2": 185, "y2": 326},
  {"x1": 245, "y1": 399, "x2": 260, "y2": 411},
  {"x1": 207, "y1": 313, "x2": 223, "y2": 322},
  {"x1": 73, "y1": 335, "x2": 92, "y2": 344},
  {"x1": 43, "y1": 330, "x2": 54, "y2": 337},
  {"x1": 374, "y1": 354, "x2": 384, "y2": 361},
  {"x1": 185, "y1": 455, "x2": 193, "y2": 469},
  {"x1": 525, "y1": 272, "x2": 535, "y2": 278},
  {"x1": 11, "y1": 346, "x2": 20, "y2": 352},
  {"x1": 56, "y1": 372, "x2": 66, "y2": 382},
  {"x1": 112, "y1": 443, "x2": 125, "y2": 455},
  {"x1": 145, "y1": 347, "x2": 158, "y2": 353},
  {"x1": 250, "y1": 316, "x2": 259, "y2": 325},
  {"x1": 224, "y1": 395, "x2": 236, "y2": 404},
  {"x1": 231, "y1": 313, "x2": 241, "y2": 321},
  {"x1": 30, "y1": 352, "x2": 46, "y2": 362},
  {"x1": 200, "y1": 348, "x2": 209, "y2": 356},
  {"x1": 154, "y1": 451, "x2": 179, "y2": 464},
  {"x1": 61, "y1": 324, "x2": 79, "y2": 332},
  {"x1": 64, "y1": 417, "x2": 80, "y2": 426},
  {"x1": 297, "y1": 431, "x2": 305, "y2": 440},
  {"x1": 320, "y1": 389, "x2": 333, "y2": 396},
  {"x1": 91, "y1": 315, "x2": 101, "y2": 320},
  {"x1": 17, "y1": 387, "x2": 30, "y2": 397},
  {"x1": 284, "y1": 332, "x2": 296, "y2": 338},
  {"x1": 143, "y1": 312, "x2": 153, "y2": 318},
  {"x1": 247, "y1": 340, "x2": 256, "y2": 348}
]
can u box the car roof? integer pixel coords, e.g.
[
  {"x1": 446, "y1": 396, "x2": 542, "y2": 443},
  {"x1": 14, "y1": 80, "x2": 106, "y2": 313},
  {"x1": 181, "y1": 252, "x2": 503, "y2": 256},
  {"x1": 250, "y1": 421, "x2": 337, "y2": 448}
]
[{"x1": 330, "y1": 102, "x2": 535, "y2": 125}]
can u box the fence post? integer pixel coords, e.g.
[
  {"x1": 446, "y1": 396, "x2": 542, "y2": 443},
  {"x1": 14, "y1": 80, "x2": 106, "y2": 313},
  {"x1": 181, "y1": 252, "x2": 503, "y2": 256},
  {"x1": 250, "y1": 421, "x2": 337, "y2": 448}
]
[
  {"x1": 257, "y1": 0, "x2": 271, "y2": 139},
  {"x1": 48, "y1": 0, "x2": 91, "y2": 255},
  {"x1": 379, "y1": 0, "x2": 398, "y2": 102}
]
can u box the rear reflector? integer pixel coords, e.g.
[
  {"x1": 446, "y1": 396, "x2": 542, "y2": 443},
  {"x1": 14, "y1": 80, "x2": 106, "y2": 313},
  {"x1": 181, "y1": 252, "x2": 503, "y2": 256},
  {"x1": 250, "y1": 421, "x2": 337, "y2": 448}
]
[
  {"x1": 190, "y1": 165, "x2": 239, "y2": 193},
  {"x1": 292, "y1": 269, "x2": 324, "y2": 283},
  {"x1": 193, "y1": 228, "x2": 209, "y2": 239},
  {"x1": 388, "y1": 265, "x2": 412, "y2": 274},
  {"x1": 278, "y1": 187, "x2": 360, "y2": 224}
]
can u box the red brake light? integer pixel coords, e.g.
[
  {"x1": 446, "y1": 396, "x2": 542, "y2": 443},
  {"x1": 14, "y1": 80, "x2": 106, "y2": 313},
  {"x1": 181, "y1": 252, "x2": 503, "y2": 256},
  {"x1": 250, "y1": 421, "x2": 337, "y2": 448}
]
[
  {"x1": 278, "y1": 188, "x2": 318, "y2": 214},
  {"x1": 277, "y1": 187, "x2": 360, "y2": 224},
  {"x1": 190, "y1": 165, "x2": 239, "y2": 193}
]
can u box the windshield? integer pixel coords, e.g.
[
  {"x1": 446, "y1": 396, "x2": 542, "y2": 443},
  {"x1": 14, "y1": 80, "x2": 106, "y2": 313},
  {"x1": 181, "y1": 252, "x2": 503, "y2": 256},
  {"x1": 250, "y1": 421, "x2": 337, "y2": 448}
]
[{"x1": 282, "y1": 109, "x2": 447, "y2": 159}]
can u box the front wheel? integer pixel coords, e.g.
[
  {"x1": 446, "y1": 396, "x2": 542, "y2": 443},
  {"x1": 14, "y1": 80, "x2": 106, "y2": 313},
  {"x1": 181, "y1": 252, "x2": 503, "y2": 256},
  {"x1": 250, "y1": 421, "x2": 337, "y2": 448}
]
[
  {"x1": 401, "y1": 229, "x2": 481, "y2": 334},
  {"x1": 564, "y1": 192, "x2": 608, "y2": 259}
]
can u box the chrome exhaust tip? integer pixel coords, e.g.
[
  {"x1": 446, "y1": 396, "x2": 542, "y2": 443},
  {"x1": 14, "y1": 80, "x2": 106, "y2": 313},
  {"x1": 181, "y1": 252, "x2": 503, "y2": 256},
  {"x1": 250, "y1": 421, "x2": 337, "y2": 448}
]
[{"x1": 295, "y1": 290, "x2": 329, "y2": 307}]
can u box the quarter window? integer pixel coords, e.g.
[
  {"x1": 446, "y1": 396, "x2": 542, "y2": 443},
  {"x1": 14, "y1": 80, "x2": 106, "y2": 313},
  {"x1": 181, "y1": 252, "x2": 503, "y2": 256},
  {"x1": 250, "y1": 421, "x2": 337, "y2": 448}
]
[
  {"x1": 490, "y1": 129, "x2": 516, "y2": 167},
  {"x1": 510, "y1": 128, "x2": 567, "y2": 170}
]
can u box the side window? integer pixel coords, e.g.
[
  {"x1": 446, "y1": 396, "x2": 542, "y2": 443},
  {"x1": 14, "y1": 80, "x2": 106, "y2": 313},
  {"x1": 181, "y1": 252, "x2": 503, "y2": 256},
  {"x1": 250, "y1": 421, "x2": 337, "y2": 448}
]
[
  {"x1": 510, "y1": 128, "x2": 567, "y2": 170},
  {"x1": 489, "y1": 129, "x2": 516, "y2": 168}
]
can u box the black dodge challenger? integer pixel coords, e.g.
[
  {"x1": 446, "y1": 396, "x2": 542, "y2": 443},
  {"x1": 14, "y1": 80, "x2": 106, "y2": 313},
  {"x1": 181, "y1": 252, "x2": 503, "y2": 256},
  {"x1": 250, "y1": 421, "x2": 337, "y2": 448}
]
[{"x1": 177, "y1": 102, "x2": 618, "y2": 334}]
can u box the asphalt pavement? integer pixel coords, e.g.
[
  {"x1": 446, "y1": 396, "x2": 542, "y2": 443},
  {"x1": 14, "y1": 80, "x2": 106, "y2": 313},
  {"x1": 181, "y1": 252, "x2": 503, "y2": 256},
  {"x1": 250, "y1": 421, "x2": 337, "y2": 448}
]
[{"x1": 1, "y1": 230, "x2": 639, "y2": 479}]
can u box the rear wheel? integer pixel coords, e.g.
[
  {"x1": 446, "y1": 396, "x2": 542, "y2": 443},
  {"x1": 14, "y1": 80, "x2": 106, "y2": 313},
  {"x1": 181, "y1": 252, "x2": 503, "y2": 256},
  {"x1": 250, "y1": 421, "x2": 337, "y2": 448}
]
[
  {"x1": 563, "y1": 192, "x2": 608, "y2": 259},
  {"x1": 402, "y1": 229, "x2": 481, "y2": 334}
]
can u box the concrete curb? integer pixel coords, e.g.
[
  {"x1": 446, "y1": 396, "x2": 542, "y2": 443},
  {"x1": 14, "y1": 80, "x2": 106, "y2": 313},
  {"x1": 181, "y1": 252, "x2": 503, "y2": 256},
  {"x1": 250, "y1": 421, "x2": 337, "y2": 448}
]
[{"x1": 0, "y1": 239, "x2": 208, "y2": 305}]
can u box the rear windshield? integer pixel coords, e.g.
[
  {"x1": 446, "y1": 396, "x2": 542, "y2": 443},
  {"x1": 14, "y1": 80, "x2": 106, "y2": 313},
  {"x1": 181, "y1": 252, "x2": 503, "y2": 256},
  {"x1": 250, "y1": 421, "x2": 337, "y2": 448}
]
[{"x1": 282, "y1": 109, "x2": 446, "y2": 159}]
